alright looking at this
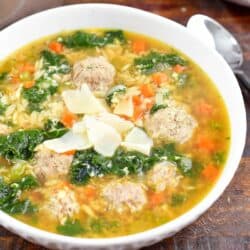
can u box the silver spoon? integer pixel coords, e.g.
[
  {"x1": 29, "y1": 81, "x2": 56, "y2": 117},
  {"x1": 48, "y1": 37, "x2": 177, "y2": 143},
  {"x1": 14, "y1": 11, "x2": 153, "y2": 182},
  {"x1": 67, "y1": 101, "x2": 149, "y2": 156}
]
[{"x1": 187, "y1": 14, "x2": 250, "y2": 91}]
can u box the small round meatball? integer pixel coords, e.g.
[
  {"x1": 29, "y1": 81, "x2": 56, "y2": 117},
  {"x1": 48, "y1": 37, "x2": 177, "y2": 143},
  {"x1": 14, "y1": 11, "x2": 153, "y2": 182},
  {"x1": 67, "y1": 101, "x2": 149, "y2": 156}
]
[
  {"x1": 44, "y1": 187, "x2": 79, "y2": 224},
  {"x1": 102, "y1": 181, "x2": 147, "y2": 213},
  {"x1": 33, "y1": 148, "x2": 73, "y2": 183},
  {"x1": 144, "y1": 103, "x2": 197, "y2": 144},
  {"x1": 72, "y1": 56, "x2": 116, "y2": 93},
  {"x1": 147, "y1": 161, "x2": 181, "y2": 192}
]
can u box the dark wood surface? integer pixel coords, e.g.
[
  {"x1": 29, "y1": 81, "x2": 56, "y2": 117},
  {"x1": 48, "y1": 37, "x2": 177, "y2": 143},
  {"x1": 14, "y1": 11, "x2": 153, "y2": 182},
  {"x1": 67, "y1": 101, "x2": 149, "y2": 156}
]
[{"x1": 0, "y1": 0, "x2": 250, "y2": 249}]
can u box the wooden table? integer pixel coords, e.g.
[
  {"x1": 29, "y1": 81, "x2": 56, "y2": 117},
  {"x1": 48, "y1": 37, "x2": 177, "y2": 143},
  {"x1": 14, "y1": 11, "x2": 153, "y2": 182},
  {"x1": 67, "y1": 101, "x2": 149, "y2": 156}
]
[{"x1": 0, "y1": 0, "x2": 249, "y2": 249}]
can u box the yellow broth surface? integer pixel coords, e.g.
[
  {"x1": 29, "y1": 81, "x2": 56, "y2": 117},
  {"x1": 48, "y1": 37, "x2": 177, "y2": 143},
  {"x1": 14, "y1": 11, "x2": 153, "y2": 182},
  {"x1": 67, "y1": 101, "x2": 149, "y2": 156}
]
[{"x1": 0, "y1": 29, "x2": 230, "y2": 238}]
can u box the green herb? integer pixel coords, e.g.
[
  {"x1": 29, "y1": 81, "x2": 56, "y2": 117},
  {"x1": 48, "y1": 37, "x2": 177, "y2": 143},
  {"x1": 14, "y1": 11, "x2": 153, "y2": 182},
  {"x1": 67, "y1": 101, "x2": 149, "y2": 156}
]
[
  {"x1": 212, "y1": 152, "x2": 225, "y2": 165},
  {"x1": 150, "y1": 104, "x2": 167, "y2": 115},
  {"x1": 111, "y1": 148, "x2": 156, "y2": 176},
  {"x1": 0, "y1": 121, "x2": 68, "y2": 161},
  {"x1": 0, "y1": 72, "x2": 8, "y2": 81},
  {"x1": 134, "y1": 51, "x2": 187, "y2": 74},
  {"x1": 70, "y1": 144, "x2": 200, "y2": 185},
  {"x1": 151, "y1": 144, "x2": 202, "y2": 177},
  {"x1": 41, "y1": 50, "x2": 71, "y2": 75},
  {"x1": 0, "y1": 176, "x2": 37, "y2": 215},
  {"x1": 44, "y1": 119, "x2": 68, "y2": 140},
  {"x1": 105, "y1": 84, "x2": 126, "y2": 105},
  {"x1": 0, "y1": 100, "x2": 7, "y2": 115},
  {"x1": 0, "y1": 130, "x2": 44, "y2": 160},
  {"x1": 15, "y1": 175, "x2": 39, "y2": 190},
  {"x1": 22, "y1": 76, "x2": 58, "y2": 112},
  {"x1": 177, "y1": 73, "x2": 189, "y2": 86},
  {"x1": 89, "y1": 218, "x2": 118, "y2": 233},
  {"x1": 62, "y1": 30, "x2": 126, "y2": 48},
  {"x1": 70, "y1": 149, "x2": 112, "y2": 185},
  {"x1": 57, "y1": 219, "x2": 86, "y2": 236},
  {"x1": 171, "y1": 194, "x2": 186, "y2": 206},
  {"x1": 23, "y1": 50, "x2": 70, "y2": 111},
  {"x1": 210, "y1": 121, "x2": 222, "y2": 130}
]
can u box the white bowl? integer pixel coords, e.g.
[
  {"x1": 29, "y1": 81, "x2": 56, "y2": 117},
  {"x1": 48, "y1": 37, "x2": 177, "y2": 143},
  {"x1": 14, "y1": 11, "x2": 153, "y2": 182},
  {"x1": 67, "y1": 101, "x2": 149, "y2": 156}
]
[{"x1": 0, "y1": 4, "x2": 246, "y2": 250}]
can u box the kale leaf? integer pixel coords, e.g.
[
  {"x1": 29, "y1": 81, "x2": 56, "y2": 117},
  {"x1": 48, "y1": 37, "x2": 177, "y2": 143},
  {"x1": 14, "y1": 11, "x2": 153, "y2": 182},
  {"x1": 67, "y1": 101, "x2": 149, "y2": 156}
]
[
  {"x1": 62, "y1": 30, "x2": 126, "y2": 48},
  {"x1": 41, "y1": 50, "x2": 71, "y2": 75},
  {"x1": 70, "y1": 149, "x2": 112, "y2": 185},
  {"x1": 22, "y1": 50, "x2": 70, "y2": 112},
  {"x1": 0, "y1": 72, "x2": 8, "y2": 81},
  {"x1": 212, "y1": 152, "x2": 225, "y2": 165},
  {"x1": 22, "y1": 76, "x2": 58, "y2": 112},
  {"x1": 177, "y1": 73, "x2": 189, "y2": 86},
  {"x1": 44, "y1": 119, "x2": 68, "y2": 140},
  {"x1": 70, "y1": 144, "x2": 200, "y2": 185},
  {"x1": 0, "y1": 120, "x2": 68, "y2": 161},
  {"x1": 150, "y1": 104, "x2": 167, "y2": 115},
  {"x1": 0, "y1": 129, "x2": 45, "y2": 160},
  {"x1": 111, "y1": 148, "x2": 156, "y2": 176},
  {"x1": 134, "y1": 51, "x2": 187, "y2": 74},
  {"x1": 15, "y1": 175, "x2": 39, "y2": 190},
  {"x1": 171, "y1": 194, "x2": 186, "y2": 206},
  {"x1": 57, "y1": 219, "x2": 86, "y2": 236},
  {"x1": 0, "y1": 176, "x2": 38, "y2": 215},
  {"x1": 0, "y1": 100, "x2": 7, "y2": 115},
  {"x1": 89, "y1": 218, "x2": 118, "y2": 234},
  {"x1": 105, "y1": 84, "x2": 126, "y2": 106}
]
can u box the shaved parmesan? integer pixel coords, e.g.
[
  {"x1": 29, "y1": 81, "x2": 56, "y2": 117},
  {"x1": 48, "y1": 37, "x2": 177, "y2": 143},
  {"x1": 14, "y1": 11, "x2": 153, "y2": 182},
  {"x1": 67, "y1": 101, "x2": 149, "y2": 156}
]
[
  {"x1": 84, "y1": 116, "x2": 121, "y2": 157},
  {"x1": 113, "y1": 96, "x2": 134, "y2": 117},
  {"x1": 62, "y1": 83, "x2": 105, "y2": 114},
  {"x1": 43, "y1": 131, "x2": 92, "y2": 153},
  {"x1": 122, "y1": 127, "x2": 153, "y2": 155},
  {"x1": 72, "y1": 121, "x2": 87, "y2": 135},
  {"x1": 96, "y1": 113, "x2": 134, "y2": 134}
]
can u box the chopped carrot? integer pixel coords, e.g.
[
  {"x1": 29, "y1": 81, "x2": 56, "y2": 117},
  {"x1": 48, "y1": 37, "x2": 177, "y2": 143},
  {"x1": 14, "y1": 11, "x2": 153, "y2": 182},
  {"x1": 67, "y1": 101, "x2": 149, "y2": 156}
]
[
  {"x1": 196, "y1": 100, "x2": 213, "y2": 116},
  {"x1": 133, "y1": 105, "x2": 144, "y2": 121},
  {"x1": 49, "y1": 41, "x2": 64, "y2": 53},
  {"x1": 196, "y1": 136, "x2": 216, "y2": 153},
  {"x1": 19, "y1": 63, "x2": 35, "y2": 73},
  {"x1": 23, "y1": 80, "x2": 35, "y2": 89},
  {"x1": 173, "y1": 64, "x2": 186, "y2": 73},
  {"x1": 11, "y1": 75, "x2": 20, "y2": 84},
  {"x1": 84, "y1": 186, "x2": 97, "y2": 200},
  {"x1": 61, "y1": 109, "x2": 77, "y2": 128},
  {"x1": 140, "y1": 84, "x2": 155, "y2": 98},
  {"x1": 149, "y1": 192, "x2": 165, "y2": 207},
  {"x1": 132, "y1": 40, "x2": 147, "y2": 54},
  {"x1": 152, "y1": 72, "x2": 168, "y2": 85},
  {"x1": 62, "y1": 150, "x2": 76, "y2": 156},
  {"x1": 132, "y1": 95, "x2": 142, "y2": 106},
  {"x1": 118, "y1": 114, "x2": 130, "y2": 121},
  {"x1": 55, "y1": 181, "x2": 73, "y2": 190},
  {"x1": 202, "y1": 164, "x2": 219, "y2": 181},
  {"x1": 145, "y1": 99, "x2": 154, "y2": 111}
]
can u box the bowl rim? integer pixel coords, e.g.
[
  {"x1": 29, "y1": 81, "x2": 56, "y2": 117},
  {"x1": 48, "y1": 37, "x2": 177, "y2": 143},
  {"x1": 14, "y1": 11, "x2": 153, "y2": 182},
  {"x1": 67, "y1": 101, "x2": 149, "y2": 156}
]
[{"x1": 0, "y1": 3, "x2": 247, "y2": 247}]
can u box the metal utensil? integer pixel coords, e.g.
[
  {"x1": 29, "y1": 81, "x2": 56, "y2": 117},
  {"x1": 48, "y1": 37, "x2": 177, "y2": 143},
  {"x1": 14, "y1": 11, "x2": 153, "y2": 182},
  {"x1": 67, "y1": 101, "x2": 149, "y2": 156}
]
[
  {"x1": 224, "y1": 0, "x2": 250, "y2": 7},
  {"x1": 187, "y1": 14, "x2": 250, "y2": 91}
]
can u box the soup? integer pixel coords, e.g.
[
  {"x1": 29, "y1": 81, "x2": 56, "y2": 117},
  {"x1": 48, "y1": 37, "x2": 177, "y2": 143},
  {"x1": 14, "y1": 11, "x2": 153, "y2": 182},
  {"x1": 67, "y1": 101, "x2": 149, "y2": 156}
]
[{"x1": 0, "y1": 29, "x2": 230, "y2": 238}]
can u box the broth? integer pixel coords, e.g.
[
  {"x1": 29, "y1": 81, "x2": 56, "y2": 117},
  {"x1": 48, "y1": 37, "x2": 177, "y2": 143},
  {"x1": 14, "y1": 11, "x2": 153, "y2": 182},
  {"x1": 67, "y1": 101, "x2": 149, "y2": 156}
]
[{"x1": 0, "y1": 29, "x2": 230, "y2": 238}]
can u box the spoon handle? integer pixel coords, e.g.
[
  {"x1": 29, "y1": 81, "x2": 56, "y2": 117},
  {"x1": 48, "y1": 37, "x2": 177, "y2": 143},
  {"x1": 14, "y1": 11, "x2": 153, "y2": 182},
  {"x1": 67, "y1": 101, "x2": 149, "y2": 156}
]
[{"x1": 235, "y1": 70, "x2": 250, "y2": 91}]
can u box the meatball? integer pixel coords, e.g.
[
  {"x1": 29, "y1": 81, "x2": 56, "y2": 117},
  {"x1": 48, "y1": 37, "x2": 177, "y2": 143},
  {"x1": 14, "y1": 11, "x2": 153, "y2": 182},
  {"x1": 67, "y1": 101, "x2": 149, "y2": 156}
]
[
  {"x1": 147, "y1": 161, "x2": 181, "y2": 192},
  {"x1": 44, "y1": 187, "x2": 79, "y2": 224},
  {"x1": 102, "y1": 181, "x2": 147, "y2": 213},
  {"x1": 72, "y1": 56, "x2": 116, "y2": 93},
  {"x1": 144, "y1": 103, "x2": 197, "y2": 144},
  {"x1": 33, "y1": 148, "x2": 73, "y2": 183}
]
